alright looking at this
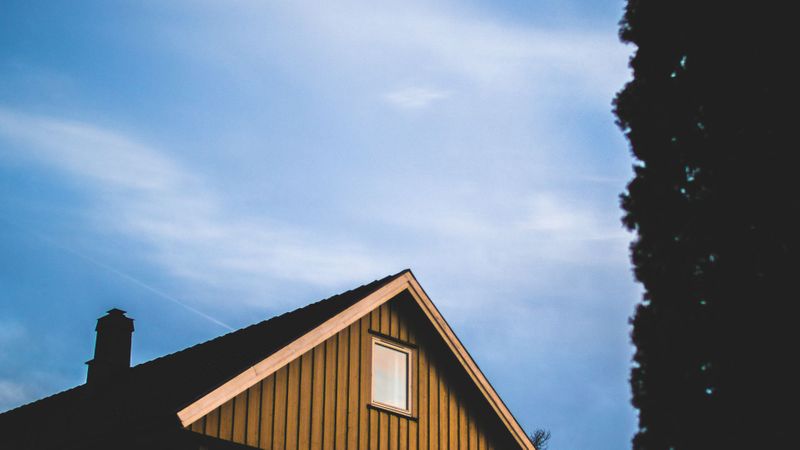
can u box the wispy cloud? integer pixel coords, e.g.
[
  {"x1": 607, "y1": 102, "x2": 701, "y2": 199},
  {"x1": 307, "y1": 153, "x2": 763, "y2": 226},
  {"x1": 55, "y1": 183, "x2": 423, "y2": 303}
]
[
  {"x1": 291, "y1": 1, "x2": 627, "y2": 96},
  {"x1": 163, "y1": 0, "x2": 628, "y2": 105},
  {"x1": 365, "y1": 189, "x2": 630, "y2": 291},
  {"x1": 0, "y1": 0, "x2": 632, "y2": 314},
  {"x1": 1, "y1": 1, "x2": 636, "y2": 445},
  {"x1": 384, "y1": 87, "x2": 451, "y2": 109},
  {"x1": 0, "y1": 108, "x2": 390, "y2": 307},
  {"x1": 0, "y1": 105, "x2": 628, "y2": 310},
  {"x1": 162, "y1": 0, "x2": 632, "y2": 278}
]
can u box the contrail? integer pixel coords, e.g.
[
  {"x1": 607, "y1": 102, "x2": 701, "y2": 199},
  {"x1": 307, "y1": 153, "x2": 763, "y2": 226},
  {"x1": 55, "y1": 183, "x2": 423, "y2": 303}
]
[{"x1": 0, "y1": 217, "x2": 234, "y2": 331}]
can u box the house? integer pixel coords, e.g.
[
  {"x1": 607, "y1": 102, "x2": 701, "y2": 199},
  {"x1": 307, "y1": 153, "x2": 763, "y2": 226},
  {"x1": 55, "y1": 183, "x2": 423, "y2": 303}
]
[{"x1": 0, "y1": 270, "x2": 534, "y2": 449}]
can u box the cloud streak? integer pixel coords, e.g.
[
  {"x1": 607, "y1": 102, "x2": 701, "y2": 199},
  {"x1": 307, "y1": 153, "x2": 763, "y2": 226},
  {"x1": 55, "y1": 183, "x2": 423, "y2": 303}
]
[
  {"x1": 0, "y1": 1, "x2": 636, "y2": 444},
  {"x1": 0, "y1": 108, "x2": 390, "y2": 307},
  {"x1": 163, "y1": 0, "x2": 628, "y2": 106},
  {"x1": 0, "y1": 104, "x2": 628, "y2": 312},
  {"x1": 295, "y1": 0, "x2": 626, "y2": 96},
  {"x1": 384, "y1": 87, "x2": 451, "y2": 109}
]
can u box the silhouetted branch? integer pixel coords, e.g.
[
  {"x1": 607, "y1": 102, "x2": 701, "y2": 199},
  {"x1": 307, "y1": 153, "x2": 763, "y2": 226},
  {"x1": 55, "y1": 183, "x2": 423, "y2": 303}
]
[{"x1": 529, "y1": 429, "x2": 551, "y2": 450}]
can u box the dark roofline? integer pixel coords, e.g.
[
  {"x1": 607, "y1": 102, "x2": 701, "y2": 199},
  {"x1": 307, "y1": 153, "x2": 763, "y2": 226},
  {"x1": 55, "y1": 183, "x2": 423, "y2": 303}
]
[
  {"x1": 0, "y1": 270, "x2": 410, "y2": 421},
  {"x1": 134, "y1": 269, "x2": 411, "y2": 373}
]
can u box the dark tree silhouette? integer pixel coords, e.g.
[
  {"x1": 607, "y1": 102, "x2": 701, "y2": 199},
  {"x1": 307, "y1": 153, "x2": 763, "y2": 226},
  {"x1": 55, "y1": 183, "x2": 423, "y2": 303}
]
[
  {"x1": 615, "y1": 2, "x2": 795, "y2": 449},
  {"x1": 529, "y1": 429, "x2": 551, "y2": 450}
]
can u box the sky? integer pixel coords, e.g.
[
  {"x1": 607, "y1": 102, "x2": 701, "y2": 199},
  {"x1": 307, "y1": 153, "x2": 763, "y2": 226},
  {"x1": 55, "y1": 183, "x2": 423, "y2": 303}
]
[{"x1": 0, "y1": 1, "x2": 636, "y2": 449}]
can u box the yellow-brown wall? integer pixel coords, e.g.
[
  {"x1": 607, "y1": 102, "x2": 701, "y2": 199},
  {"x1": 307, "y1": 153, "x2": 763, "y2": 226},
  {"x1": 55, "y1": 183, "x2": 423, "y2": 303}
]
[{"x1": 187, "y1": 292, "x2": 520, "y2": 449}]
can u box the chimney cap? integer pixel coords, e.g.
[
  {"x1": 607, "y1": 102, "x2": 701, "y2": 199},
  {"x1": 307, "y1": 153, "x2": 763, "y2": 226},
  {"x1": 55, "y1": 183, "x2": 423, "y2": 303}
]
[{"x1": 96, "y1": 308, "x2": 134, "y2": 332}]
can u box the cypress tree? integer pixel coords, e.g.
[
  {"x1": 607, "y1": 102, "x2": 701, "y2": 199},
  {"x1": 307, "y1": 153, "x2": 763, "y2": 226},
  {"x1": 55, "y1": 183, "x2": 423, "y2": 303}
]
[{"x1": 614, "y1": 2, "x2": 795, "y2": 449}]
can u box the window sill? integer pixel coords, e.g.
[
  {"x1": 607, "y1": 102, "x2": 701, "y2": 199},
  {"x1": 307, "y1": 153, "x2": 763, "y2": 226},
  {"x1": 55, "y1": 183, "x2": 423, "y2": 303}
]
[{"x1": 367, "y1": 403, "x2": 418, "y2": 421}]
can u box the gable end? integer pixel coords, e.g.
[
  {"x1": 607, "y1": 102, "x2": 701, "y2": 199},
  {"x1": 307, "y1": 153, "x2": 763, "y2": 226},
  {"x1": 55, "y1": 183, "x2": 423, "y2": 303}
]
[{"x1": 177, "y1": 272, "x2": 534, "y2": 450}]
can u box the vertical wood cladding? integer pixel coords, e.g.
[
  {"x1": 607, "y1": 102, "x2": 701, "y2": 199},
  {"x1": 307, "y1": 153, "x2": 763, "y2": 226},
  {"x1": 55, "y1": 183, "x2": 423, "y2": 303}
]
[{"x1": 188, "y1": 293, "x2": 520, "y2": 449}]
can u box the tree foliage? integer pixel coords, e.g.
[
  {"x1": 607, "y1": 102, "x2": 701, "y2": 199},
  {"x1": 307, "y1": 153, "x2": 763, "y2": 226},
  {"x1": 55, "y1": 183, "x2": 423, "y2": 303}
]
[
  {"x1": 614, "y1": 2, "x2": 795, "y2": 449},
  {"x1": 529, "y1": 429, "x2": 551, "y2": 450}
]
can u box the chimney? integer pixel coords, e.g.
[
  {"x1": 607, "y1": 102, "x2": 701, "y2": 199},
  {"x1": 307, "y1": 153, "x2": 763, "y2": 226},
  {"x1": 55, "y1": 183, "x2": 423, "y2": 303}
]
[{"x1": 86, "y1": 308, "x2": 134, "y2": 384}]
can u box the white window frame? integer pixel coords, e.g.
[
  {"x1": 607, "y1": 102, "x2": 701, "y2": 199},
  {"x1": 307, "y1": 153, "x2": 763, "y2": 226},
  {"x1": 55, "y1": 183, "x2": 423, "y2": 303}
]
[{"x1": 370, "y1": 336, "x2": 414, "y2": 416}]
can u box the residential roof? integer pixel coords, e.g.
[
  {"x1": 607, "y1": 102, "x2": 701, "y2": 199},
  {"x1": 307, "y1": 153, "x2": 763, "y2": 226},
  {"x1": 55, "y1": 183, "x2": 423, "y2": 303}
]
[
  {"x1": 1, "y1": 269, "x2": 535, "y2": 450},
  {"x1": 0, "y1": 270, "x2": 409, "y2": 449}
]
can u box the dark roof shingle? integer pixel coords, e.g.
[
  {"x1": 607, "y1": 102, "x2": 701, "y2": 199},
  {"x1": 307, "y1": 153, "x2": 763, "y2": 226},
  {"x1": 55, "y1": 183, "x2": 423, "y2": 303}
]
[{"x1": 0, "y1": 270, "x2": 408, "y2": 449}]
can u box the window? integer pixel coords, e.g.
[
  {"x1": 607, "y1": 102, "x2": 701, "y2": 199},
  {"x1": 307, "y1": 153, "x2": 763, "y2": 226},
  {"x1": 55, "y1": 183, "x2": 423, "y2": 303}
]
[{"x1": 371, "y1": 337, "x2": 412, "y2": 414}]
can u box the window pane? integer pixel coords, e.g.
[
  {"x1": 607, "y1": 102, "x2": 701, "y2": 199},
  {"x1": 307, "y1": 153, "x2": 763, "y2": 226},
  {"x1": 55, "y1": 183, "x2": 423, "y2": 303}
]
[{"x1": 373, "y1": 342, "x2": 408, "y2": 410}]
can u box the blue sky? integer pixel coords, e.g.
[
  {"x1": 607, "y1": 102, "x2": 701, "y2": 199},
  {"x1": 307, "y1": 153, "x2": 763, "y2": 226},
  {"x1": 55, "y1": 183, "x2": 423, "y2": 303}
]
[{"x1": 0, "y1": 1, "x2": 636, "y2": 448}]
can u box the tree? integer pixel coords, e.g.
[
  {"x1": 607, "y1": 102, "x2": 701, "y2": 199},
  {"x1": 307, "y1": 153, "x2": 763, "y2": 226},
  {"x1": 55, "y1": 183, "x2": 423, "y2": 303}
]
[
  {"x1": 614, "y1": 2, "x2": 795, "y2": 449},
  {"x1": 529, "y1": 429, "x2": 551, "y2": 450}
]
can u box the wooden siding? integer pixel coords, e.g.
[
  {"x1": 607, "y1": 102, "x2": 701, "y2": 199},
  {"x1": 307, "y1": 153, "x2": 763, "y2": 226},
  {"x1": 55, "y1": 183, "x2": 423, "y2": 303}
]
[{"x1": 187, "y1": 292, "x2": 520, "y2": 449}]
